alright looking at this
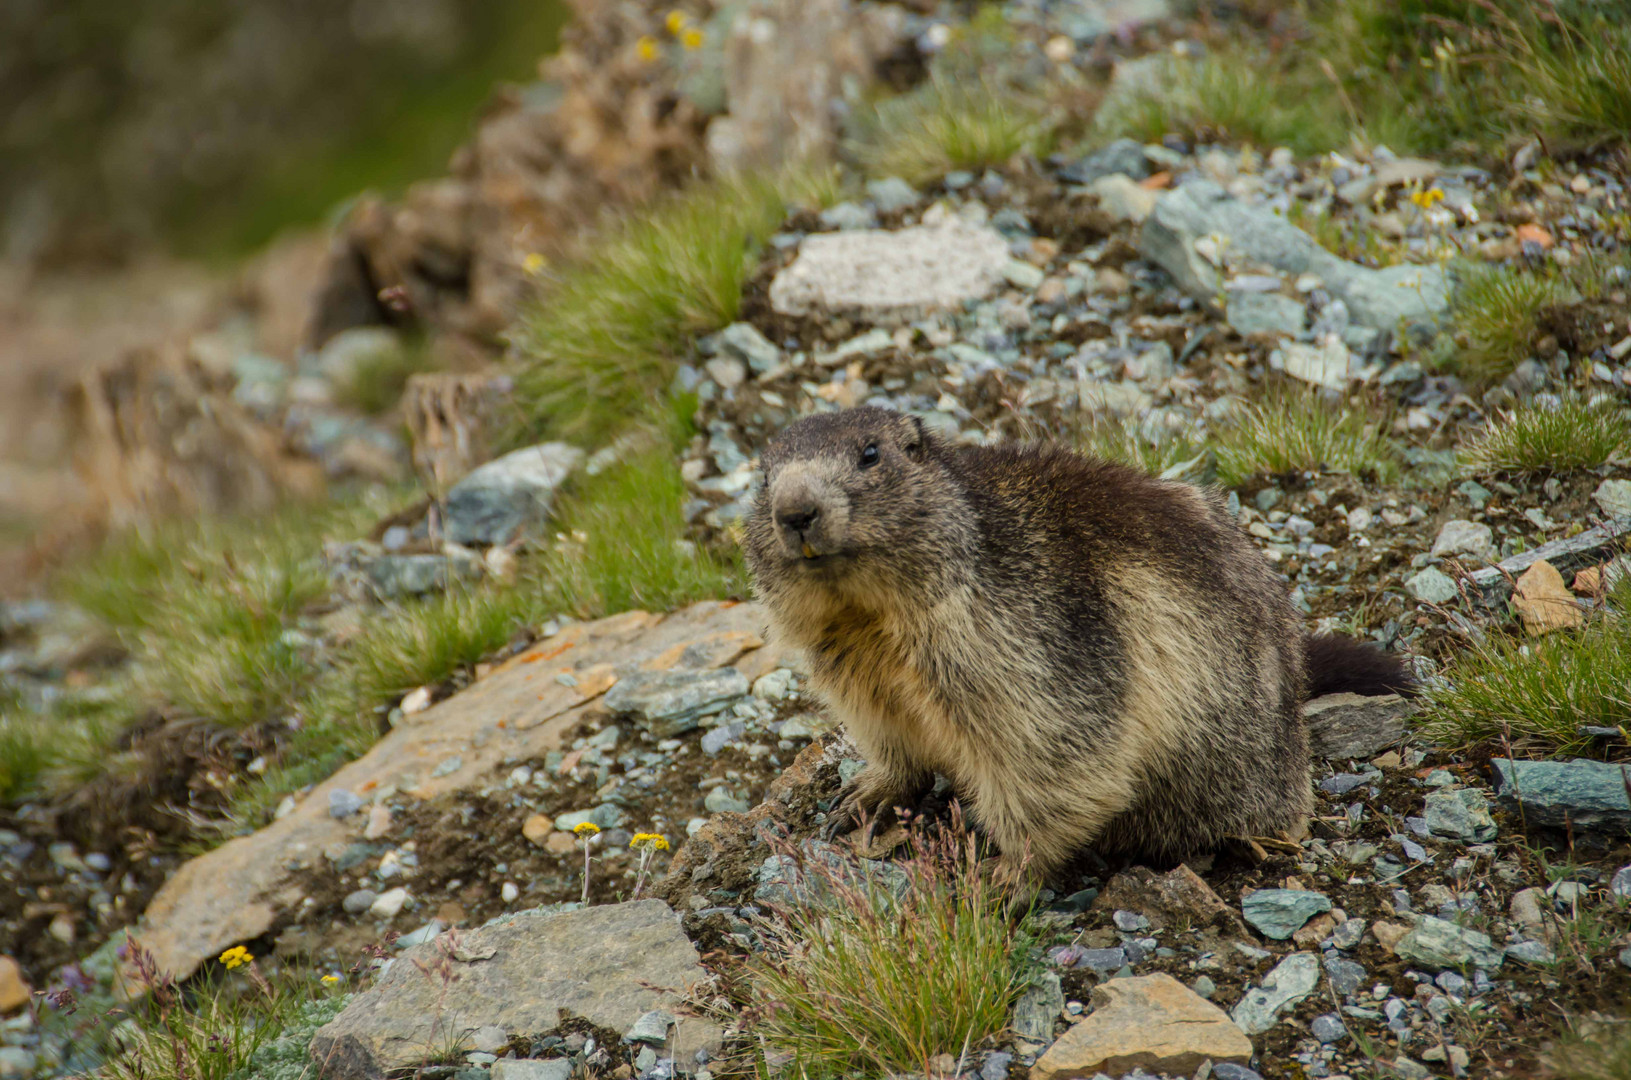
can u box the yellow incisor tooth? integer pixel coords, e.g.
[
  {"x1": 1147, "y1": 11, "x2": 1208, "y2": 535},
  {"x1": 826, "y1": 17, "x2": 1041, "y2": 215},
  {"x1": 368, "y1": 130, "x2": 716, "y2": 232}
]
[{"x1": 802, "y1": 542, "x2": 818, "y2": 559}]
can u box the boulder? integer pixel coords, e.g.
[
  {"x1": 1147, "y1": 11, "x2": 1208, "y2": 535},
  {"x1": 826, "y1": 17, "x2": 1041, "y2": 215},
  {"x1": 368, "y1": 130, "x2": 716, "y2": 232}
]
[
  {"x1": 1031, "y1": 974, "x2": 1253, "y2": 1080},
  {"x1": 1241, "y1": 889, "x2": 1332, "y2": 941},
  {"x1": 310, "y1": 902, "x2": 722, "y2": 1079}
]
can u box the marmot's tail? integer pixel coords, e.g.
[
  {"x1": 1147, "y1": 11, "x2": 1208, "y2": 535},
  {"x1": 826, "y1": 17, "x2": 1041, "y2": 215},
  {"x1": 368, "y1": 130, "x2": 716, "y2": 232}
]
[{"x1": 1304, "y1": 633, "x2": 1418, "y2": 698}]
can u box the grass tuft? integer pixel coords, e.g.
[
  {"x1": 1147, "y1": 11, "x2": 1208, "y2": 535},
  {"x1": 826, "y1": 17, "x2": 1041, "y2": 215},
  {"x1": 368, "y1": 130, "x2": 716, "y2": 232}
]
[
  {"x1": 1416, "y1": 576, "x2": 1631, "y2": 756},
  {"x1": 748, "y1": 811, "x2": 1035, "y2": 1080},
  {"x1": 1074, "y1": 414, "x2": 1210, "y2": 481},
  {"x1": 1443, "y1": 263, "x2": 1564, "y2": 385},
  {"x1": 1213, "y1": 392, "x2": 1395, "y2": 487},
  {"x1": 1096, "y1": 54, "x2": 1344, "y2": 157},
  {"x1": 852, "y1": 74, "x2": 1055, "y2": 185},
  {"x1": 1460, "y1": 395, "x2": 1631, "y2": 475},
  {"x1": 508, "y1": 172, "x2": 834, "y2": 449},
  {"x1": 1545, "y1": 1018, "x2": 1631, "y2": 1080}
]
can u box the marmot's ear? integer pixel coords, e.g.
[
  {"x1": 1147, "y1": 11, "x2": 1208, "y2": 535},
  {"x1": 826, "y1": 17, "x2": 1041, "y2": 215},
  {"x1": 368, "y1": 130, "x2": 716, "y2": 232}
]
[{"x1": 905, "y1": 414, "x2": 928, "y2": 458}]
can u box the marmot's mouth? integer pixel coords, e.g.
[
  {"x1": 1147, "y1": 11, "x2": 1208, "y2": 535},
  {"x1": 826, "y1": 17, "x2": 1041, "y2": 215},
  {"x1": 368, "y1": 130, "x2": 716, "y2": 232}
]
[{"x1": 801, "y1": 542, "x2": 818, "y2": 559}]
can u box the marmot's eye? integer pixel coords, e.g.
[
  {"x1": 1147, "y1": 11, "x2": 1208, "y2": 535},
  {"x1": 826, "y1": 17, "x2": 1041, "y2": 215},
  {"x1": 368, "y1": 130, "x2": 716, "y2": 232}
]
[{"x1": 860, "y1": 443, "x2": 880, "y2": 469}]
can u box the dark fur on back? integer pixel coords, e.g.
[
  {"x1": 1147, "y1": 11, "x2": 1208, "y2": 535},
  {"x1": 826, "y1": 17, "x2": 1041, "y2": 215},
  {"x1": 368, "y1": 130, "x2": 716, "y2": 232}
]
[{"x1": 744, "y1": 406, "x2": 1410, "y2": 876}]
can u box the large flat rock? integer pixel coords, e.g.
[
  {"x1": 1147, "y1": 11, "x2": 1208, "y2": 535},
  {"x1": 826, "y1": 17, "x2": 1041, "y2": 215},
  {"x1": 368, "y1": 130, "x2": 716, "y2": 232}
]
[
  {"x1": 126, "y1": 601, "x2": 786, "y2": 985},
  {"x1": 310, "y1": 901, "x2": 722, "y2": 1079},
  {"x1": 1031, "y1": 973, "x2": 1252, "y2": 1080},
  {"x1": 1304, "y1": 692, "x2": 1414, "y2": 760},
  {"x1": 768, "y1": 221, "x2": 1012, "y2": 325}
]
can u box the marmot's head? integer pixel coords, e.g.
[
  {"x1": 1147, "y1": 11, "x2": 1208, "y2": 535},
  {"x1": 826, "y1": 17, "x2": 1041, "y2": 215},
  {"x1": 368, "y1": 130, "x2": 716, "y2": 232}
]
[{"x1": 744, "y1": 407, "x2": 960, "y2": 596}]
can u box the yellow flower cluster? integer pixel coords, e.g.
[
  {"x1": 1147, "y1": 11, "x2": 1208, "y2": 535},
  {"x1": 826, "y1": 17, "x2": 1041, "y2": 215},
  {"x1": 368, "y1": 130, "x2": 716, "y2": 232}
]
[
  {"x1": 321, "y1": 974, "x2": 341, "y2": 985},
  {"x1": 1409, "y1": 187, "x2": 1446, "y2": 210},
  {"x1": 630, "y1": 832, "x2": 670, "y2": 851},
  {"x1": 637, "y1": 10, "x2": 702, "y2": 61},
  {"x1": 219, "y1": 946, "x2": 253, "y2": 970},
  {"x1": 573, "y1": 821, "x2": 601, "y2": 835}
]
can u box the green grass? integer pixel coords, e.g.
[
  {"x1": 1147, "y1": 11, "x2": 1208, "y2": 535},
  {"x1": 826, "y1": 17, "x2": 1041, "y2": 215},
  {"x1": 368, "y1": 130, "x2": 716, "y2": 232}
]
[
  {"x1": 1075, "y1": 414, "x2": 1210, "y2": 481},
  {"x1": 1417, "y1": 576, "x2": 1631, "y2": 755},
  {"x1": 1442, "y1": 263, "x2": 1564, "y2": 385},
  {"x1": 331, "y1": 334, "x2": 438, "y2": 416},
  {"x1": 1096, "y1": 53, "x2": 1344, "y2": 157},
  {"x1": 508, "y1": 171, "x2": 836, "y2": 449},
  {"x1": 1213, "y1": 392, "x2": 1395, "y2": 487},
  {"x1": 748, "y1": 816, "x2": 1036, "y2": 1080},
  {"x1": 851, "y1": 74, "x2": 1056, "y2": 185},
  {"x1": 1546, "y1": 1019, "x2": 1631, "y2": 1080},
  {"x1": 1460, "y1": 396, "x2": 1631, "y2": 475},
  {"x1": 0, "y1": 712, "x2": 55, "y2": 805}
]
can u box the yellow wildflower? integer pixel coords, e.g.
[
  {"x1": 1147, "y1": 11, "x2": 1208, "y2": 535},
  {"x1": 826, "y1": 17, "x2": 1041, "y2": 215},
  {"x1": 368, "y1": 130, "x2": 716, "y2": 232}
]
[
  {"x1": 321, "y1": 974, "x2": 340, "y2": 985},
  {"x1": 219, "y1": 946, "x2": 253, "y2": 970},
  {"x1": 573, "y1": 821, "x2": 601, "y2": 835},
  {"x1": 681, "y1": 28, "x2": 703, "y2": 50},
  {"x1": 1409, "y1": 187, "x2": 1445, "y2": 210},
  {"x1": 665, "y1": 10, "x2": 689, "y2": 34},
  {"x1": 522, "y1": 252, "x2": 547, "y2": 275},
  {"x1": 636, "y1": 35, "x2": 658, "y2": 62},
  {"x1": 630, "y1": 832, "x2": 670, "y2": 851}
]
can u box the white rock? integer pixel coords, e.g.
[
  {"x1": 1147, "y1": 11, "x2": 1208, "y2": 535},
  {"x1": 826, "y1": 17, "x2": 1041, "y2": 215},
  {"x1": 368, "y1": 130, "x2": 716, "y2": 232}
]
[
  {"x1": 769, "y1": 222, "x2": 1012, "y2": 325},
  {"x1": 1592, "y1": 478, "x2": 1631, "y2": 520},
  {"x1": 1280, "y1": 339, "x2": 1352, "y2": 390},
  {"x1": 1431, "y1": 520, "x2": 1496, "y2": 563},
  {"x1": 369, "y1": 887, "x2": 410, "y2": 920}
]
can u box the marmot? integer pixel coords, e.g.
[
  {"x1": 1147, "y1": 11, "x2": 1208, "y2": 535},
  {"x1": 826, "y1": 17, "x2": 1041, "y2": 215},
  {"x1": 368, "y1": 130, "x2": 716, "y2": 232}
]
[{"x1": 743, "y1": 406, "x2": 1413, "y2": 881}]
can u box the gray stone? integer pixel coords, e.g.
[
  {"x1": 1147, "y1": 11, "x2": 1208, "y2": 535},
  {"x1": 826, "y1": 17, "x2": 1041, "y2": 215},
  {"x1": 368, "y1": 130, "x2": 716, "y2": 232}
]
[
  {"x1": 1077, "y1": 947, "x2": 1128, "y2": 973},
  {"x1": 1304, "y1": 693, "x2": 1413, "y2": 759},
  {"x1": 1593, "y1": 478, "x2": 1631, "y2": 520},
  {"x1": 1620, "y1": 947, "x2": 1631, "y2": 970},
  {"x1": 554, "y1": 805, "x2": 627, "y2": 832},
  {"x1": 1505, "y1": 940, "x2": 1556, "y2": 965},
  {"x1": 329, "y1": 789, "x2": 366, "y2": 819},
  {"x1": 1490, "y1": 758, "x2": 1631, "y2": 832},
  {"x1": 364, "y1": 551, "x2": 481, "y2": 598},
  {"x1": 699, "y1": 723, "x2": 744, "y2": 755},
  {"x1": 1211, "y1": 1066, "x2": 1264, "y2": 1080},
  {"x1": 310, "y1": 901, "x2": 722, "y2": 1079},
  {"x1": 1406, "y1": 567, "x2": 1459, "y2": 605},
  {"x1": 0, "y1": 1048, "x2": 37, "y2": 1079},
  {"x1": 603, "y1": 669, "x2": 751, "y2": 737},
  {"x1": 1112, "y1": 909, "x2": 1150, "y2": 932},
  {"x1": 1059, "y1": 137, "x2": 1151, "y2": 184},
  {"x1": 1012, "y1": 971, "x2": 1064, "y2": 1042},
  {"x1": 1241, "y1": 889, "x2": 1332, "y2": 940},
  {"x1": 819, "y1": 201, "x2": 877, "y2": 231},
  {"x1": 703, "y1": 787, "x2": 751, "y2": 814},
  {"x1": 1393, "y1": 916, "x2": 1505, "y2": 971},
  {"x1": 1227, "y1": 292, "x2": 1305, "y2": 338},
  {"x1": 1311, "y1": 1013, "x2": 1347, "y2": 1044},
  {"x1": 1330, "y1": 919, "x2": 1365, "y2": 951},
  {"x1": 444, "y1": 443, "x2": 584, "y2": 547},
  {"x1": 865, "y1": 177, "x2": 920, "y2": 214},
  {"x1": 1611, "y1": 865, "x2": 1631, "y2": 899},
  {"x1": 1423, "y1": 789, "x2": 1497, "y2": 843},
  {"x1": 980, "y1": 1051, "x2": 1013, "y2": 1080},
  {"x1": 713, "y1": 323, "x2": 782, "y2": 374},
  {"x1": 768, "y1": 222, "x2": 1013, "y2": 326},
  {"x1": 1319, "y1": 772, "x2": 1373, "y2": 796},
  {"x1": 491, "y1": 1061, "x2": 572, "y2": 1080},
  {"x1": 624, "y1": 1009, "x2": 676, "y2": 1045},
  {"x1": 314, "y1": 327, "x2": 404, "y2": 385},
  {"x1": 1431, "y1": 520, "x2": 1496, "y2": 564},
  {"x1": 1139, "y1": 183, "x2": 1448, "y2": 332},
  {"x1": 470, "y1": 1025, "x2": 508, "y2": 1053},
  {"x1": 343, "y1": 889, "x2": 380, "y2": 916},
  {"x1": 1324, "y1": 956, "x2": 1367, "y2": 996},
  {"x1": 1231, "y1": 951, "x2": 1321, "y2": 1034}
]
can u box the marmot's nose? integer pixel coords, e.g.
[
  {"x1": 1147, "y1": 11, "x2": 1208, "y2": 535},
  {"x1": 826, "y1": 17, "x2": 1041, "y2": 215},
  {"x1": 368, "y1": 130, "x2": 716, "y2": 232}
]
[{"x1": 776, "y1": 504, "x2": 820, "y2": 534}]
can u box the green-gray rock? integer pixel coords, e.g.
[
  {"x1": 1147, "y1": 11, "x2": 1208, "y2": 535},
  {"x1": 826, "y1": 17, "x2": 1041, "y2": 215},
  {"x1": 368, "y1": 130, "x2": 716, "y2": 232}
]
[
  {"x1": 1491, "y1": 758, "x2": 1631, "y2": 832},
  {"x1": 1241, "y1": 889, "x2": 1332, "y2": 940},
  {"x1": 1393, "y1": 916, "x2": 1505, "y2": 972},
  {"x1": 1012, "y1": 971, "x2": 1065, "y2": 1042},
  {"x1": 1423, "y1": 789, "x2": 1497, "y2": 843}
]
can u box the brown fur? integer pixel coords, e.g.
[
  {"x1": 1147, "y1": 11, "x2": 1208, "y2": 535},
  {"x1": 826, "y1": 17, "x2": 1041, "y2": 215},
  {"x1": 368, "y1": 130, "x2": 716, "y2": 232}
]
[{"x1": 744, "y1": 407, "x2": 1406, "y2": 880}]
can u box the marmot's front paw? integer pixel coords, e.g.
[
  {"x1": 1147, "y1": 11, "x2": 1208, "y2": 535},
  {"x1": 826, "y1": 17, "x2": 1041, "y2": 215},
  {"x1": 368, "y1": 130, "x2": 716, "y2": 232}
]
[{"x1": 822, "y1": 768, "x2": 913, "y2": 843}]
